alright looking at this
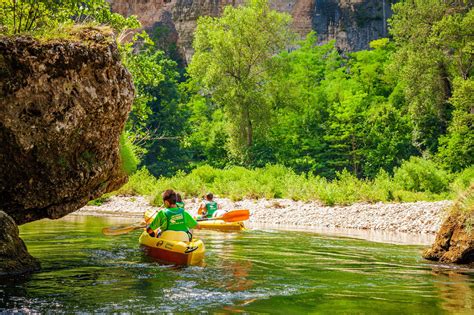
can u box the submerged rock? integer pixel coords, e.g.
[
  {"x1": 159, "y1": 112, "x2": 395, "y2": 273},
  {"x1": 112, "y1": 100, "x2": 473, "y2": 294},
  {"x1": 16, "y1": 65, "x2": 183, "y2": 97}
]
[
  {"x1": 0, "y1": 211, "x2": 40, "y2": 277},
  {"x1": 0, "y1": 27, "x2": 134, "y2": 225},
  {"x1": 423, "y1": 185, "x2": 474, "y2": 264}
]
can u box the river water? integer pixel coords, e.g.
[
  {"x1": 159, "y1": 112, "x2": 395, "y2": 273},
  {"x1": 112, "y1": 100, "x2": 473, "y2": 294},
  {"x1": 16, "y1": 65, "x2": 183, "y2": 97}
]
[{"x1": 1, "y1": 216, "x2": 473, "y2": 313}]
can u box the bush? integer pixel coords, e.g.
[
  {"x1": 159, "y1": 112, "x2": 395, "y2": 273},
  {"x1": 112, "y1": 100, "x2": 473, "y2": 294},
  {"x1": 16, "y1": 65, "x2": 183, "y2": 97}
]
[
  {"x1": 119, "y1": 133, "x2": 139, "y2": 175},
  {"x1": 116, "y1": 167, "x2": 159, "y2": 196},
  {"x1": 451, "y1": 166, "x2": 474, "y2": 193},
  {"x1": 112, "y1": 163, "x2": 457, "y2": 206},
  {"x1": 393, "y1": 157, "x2": 450, "y2": 194}
]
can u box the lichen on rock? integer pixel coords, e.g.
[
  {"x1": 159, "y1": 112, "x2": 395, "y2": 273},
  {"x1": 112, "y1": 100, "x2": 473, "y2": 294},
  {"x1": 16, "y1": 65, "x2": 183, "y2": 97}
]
[
  {"x1": 423, "y1": 185, "x2": 474, "y2": 264},
  {"x1": 0, "y1": 27, "x2": 134, "y2": 225}
]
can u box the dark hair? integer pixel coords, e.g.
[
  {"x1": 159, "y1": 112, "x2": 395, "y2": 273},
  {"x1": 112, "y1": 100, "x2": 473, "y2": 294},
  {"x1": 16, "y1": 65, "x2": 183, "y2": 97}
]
[
  {"x1": 176, "y1": 193, "x2": 182, "y2": 203},
  {"x1": 162, "y1": 189, "x2": 177, "y2": 204},
  {"x1": 206, "y1": 193, "x2": 213, "y2": 200}
]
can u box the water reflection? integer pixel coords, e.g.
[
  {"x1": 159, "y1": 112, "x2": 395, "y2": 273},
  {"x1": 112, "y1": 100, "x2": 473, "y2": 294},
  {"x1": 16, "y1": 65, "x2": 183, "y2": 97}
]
[
  {"x1": 431, "y1": 266, "x2": 474, "y2": 313},
  {"x1": 0, "y1": 216, "x2": 472, "y2": 313}
]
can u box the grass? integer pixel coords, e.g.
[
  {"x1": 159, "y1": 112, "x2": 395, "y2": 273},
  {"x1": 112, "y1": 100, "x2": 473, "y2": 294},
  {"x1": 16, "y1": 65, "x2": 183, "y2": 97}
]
[
  {"x1": 110, "y1": 161, "x2": 468, "y2": 206},
  {"x1": 1, "y1": 23, "x2": 115, "y2": 45},
  {"x1": 449, "y1": 184, "x2": 474, "y2": 233}
]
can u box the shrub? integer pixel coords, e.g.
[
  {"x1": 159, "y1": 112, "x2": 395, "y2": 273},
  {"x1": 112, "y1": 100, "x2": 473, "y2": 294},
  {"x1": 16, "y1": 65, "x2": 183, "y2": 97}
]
[
  {"x1": 451, "y1": 166, "x2": 474, "y2": 193},
  {"x1": 393, "y1": 157, "x2": 450, "y2": 194},
  {"x1": 116, "y1": 167, "x2": 159, "y2": 196},
  {"x1": 113, "y1": 163, "x2": 456, "y2": 206},
  {"x1": 87, "y1": 194, "x2": 111, "y2": 206},
  {"x1": 119, "y1": 133, "x2": 139, "y2": 175},
  {"x1": 449, "y1": 184, "x2": 474, "y2": 233}
]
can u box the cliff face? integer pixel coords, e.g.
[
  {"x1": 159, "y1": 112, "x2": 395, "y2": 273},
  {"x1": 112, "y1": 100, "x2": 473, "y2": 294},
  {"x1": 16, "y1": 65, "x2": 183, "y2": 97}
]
[
  {"x1": 0, "y1": 27, "x2": 134, "y2": 226},
  {"x1": 108, "y1": 0, "x2": 394, "y2": 63}
]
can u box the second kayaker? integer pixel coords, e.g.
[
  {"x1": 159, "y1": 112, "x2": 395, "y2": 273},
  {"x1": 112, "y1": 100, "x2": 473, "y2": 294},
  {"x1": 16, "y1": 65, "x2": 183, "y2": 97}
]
[
  {"x1": 146, "y1": 189, "x2": 198, "y2": 241},
  {"x1": 176, "y1": 193, "x2": 185, "y2": 208},
  {"x1": 198, "y1": 192, "x2": 224, "y2": 218}
]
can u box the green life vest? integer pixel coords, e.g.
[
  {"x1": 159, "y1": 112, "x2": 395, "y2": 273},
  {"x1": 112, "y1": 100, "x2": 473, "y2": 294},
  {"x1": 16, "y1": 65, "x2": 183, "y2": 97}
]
[
  {"x1": 176, "y1": 201, "x2": 185, "y2": 208},
  {"x1": 205, "y1": 201, "x2": 218, "y2": 218},
  {"x1": 164, "y1": 208, "x2": 188, "y2": 232}
]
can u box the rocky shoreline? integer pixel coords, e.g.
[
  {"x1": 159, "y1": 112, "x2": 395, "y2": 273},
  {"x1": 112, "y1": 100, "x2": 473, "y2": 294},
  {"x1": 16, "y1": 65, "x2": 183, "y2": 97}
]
[{"x1": 75, "y1": 195, "x2": 451, "y2": 235}]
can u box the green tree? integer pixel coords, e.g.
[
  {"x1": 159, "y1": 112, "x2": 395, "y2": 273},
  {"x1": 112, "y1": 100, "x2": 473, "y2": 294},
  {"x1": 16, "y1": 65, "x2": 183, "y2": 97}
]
[
  {"x1": 121, "y1": 33, "x2": 190, "y2": 177},
  {"x1": 188, "y1": 0, "x2": 295, "y2": 162},
  {"x1": 437, "y1": 78, "x2": 474, "y2": 171},
  {"x1": 389, "y1": 0, "x2": 473, "y2": 154}
]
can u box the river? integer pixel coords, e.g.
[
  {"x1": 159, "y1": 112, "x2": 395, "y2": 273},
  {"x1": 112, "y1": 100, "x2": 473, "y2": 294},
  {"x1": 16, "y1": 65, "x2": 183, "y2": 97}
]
[{"x1": 1, "y1": 215, "x2": 473, "y2": 313}]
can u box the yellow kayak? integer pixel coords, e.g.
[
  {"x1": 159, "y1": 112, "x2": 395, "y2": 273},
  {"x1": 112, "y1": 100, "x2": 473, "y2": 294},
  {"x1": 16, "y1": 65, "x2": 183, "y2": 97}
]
[
  {"x1": 196, "y1": 220, "x2": 245, "y2": 231},
  {"x1": 140, "y1": 209, "x2": 205, "y2": 265},
  {"x1": 139, "y1": 231, "x2": 205, "y2": 265}
]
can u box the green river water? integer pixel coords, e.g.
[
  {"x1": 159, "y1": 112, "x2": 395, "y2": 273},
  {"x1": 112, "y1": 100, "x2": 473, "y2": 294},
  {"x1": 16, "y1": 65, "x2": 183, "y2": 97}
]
[{"x1": 1, "y1": 215, "x2": 473, "y2": 313}]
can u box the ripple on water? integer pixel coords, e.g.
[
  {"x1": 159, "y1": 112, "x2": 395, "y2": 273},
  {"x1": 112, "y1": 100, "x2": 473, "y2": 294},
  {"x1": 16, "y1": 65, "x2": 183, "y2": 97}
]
[{"x1": 0, "y1": 217, "x2": 472, "y2": 313}]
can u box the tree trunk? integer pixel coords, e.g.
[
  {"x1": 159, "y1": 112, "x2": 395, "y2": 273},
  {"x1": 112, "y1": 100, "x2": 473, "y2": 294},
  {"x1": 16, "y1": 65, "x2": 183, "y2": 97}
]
[{"x1": 243, "y1": 105, "x2": 253, "y2": 148}]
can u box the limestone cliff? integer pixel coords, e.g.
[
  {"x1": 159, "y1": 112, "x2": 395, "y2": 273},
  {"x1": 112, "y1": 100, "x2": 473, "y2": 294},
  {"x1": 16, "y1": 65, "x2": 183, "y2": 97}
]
[
  {"x1": 108, "y1": 0, "x2": 394, "y2": 63},
  {"x1": 0, "y1": 27, "x2": 134, "y2": 226}
]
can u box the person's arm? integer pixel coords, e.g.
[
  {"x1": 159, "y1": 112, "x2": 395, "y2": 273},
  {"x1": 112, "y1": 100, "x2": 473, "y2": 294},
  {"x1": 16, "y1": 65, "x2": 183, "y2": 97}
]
[
  {"x1": 147, "y1": 211, "x2": 166, "y2": 236},
  {"x1": 198, "y1": 202, "x2": 207, "y2": 216},
  {"x1": 185, "y1": 212, "x2": 199, "y2": 229}
]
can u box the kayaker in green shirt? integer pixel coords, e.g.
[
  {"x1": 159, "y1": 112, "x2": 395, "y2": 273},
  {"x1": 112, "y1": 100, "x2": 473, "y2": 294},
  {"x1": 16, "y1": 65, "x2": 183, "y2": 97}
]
[
  {"x1": 198, "y1": 193, "x2": 222, "y2": 218},
  {"x1": 146, "y1": 189, "x2": 198, "y2": 241}
]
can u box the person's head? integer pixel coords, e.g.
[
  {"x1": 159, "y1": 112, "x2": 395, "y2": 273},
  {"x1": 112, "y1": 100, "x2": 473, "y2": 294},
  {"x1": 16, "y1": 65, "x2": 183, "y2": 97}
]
[
  {"x1": 205, "y1": 193, "x2": 213, "y2": 201},
  {"x1": 176, "y1": 193, "x2": 183, "y2": 203},
  {"x1": 162, "y1": 189, "x2": 177, "y2": 207}
]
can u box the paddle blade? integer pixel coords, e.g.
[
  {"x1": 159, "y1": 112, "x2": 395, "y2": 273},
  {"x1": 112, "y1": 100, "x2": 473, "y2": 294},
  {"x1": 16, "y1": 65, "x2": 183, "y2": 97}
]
[
  {"x1": 102, "y1": 222, "x2": 146, "y2": 236},
  {"x1": 220, "y1": 209, "x2": 250, "y2": 222}
]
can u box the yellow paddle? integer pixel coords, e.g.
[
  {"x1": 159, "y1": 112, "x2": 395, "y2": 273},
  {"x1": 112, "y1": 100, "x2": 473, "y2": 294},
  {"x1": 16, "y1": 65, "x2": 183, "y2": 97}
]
[
  {"x1": 102, "y1": 207, "x2": 162, "y2": 236},
  {"x1": 102, "y1": 221, "x2": 147, "y2": 236},
  {"x1": 102, "y1": 209, "x2": 250, "y2": 236}
]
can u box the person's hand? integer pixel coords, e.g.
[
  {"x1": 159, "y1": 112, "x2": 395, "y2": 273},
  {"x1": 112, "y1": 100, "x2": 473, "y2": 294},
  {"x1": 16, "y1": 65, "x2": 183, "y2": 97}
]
[{"x1": 146, "y1": 226, "x2": 155, "y2": 237}]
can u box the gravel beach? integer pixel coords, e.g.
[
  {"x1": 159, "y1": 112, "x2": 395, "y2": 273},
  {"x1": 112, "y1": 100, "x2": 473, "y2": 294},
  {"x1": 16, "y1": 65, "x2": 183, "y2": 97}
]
[{"x1": 75, "y1": 195, "x2": 451, "y2": 234}]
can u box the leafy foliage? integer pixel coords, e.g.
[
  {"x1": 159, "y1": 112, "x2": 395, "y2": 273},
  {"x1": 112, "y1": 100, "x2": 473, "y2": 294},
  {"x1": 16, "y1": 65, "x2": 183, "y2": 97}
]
[
  {"x1": 389, "y1": 0, "x2": 473, "y2": 155},
  {"x1": 115, "y1": 164, "x2": 452, "y2": 206},
  {"x1": 188, "y1": 0, "x2": 295, "y2": 162},
  {"x1": 0, "y1": 0, "x2": 139, "y2": 35},
  {"x1": 393, "y1": 157, "x2": 450, "y2": 194},
  {"x1": 119, "y1": 133, "x2": 139, "y2": 175},
  {"x1": 3, "y1": 0, "x2": 472, "y2": 199}
]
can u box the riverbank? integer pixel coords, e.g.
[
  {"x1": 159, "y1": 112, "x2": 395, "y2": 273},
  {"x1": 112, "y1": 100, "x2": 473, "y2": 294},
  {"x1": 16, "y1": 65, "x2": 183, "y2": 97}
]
[{"x1": 74, "y1": 195, "x2": 451, "y2": 235}]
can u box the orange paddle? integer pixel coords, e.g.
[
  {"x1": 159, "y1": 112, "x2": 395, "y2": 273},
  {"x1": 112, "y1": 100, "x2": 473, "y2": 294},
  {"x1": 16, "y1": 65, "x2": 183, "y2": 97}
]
[{"x1": 198, "y1": 209, "x2": 250, "y2": 222}]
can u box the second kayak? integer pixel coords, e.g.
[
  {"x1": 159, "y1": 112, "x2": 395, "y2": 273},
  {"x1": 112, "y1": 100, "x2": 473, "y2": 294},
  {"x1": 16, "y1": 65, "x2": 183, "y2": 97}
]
[{"x1": 195, "y1": 220, "x2": 245, "y2": 231}]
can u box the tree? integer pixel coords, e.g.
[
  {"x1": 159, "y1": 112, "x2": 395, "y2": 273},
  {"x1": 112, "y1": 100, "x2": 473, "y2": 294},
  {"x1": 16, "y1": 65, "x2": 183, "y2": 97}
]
[
  {"x1": 121, "y1": 33, "x2": 190, "y2": 177},
  {"x1": 389, "y1": 0, "x2": 473, "y2": 155},
  {"x1": 188, "y1": 0, "x2": 295, "y2": 162},
  {"x1": 437, "y1": 78, "x2": 474, "y2": 171}
]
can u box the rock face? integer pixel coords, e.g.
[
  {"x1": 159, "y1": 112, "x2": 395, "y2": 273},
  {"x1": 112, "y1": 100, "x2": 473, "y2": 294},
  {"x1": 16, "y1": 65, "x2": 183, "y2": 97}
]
[
  {"x1": 0, "y1": 27, "x2": 134, "y2": 226},
  {"x1": 0, "y1": 211, "x2": 40, "y2": 277},
  {"x1": 423, "y1": 186, "x2": 474, "y2": 264},
  {"x1": 108, "y1": 0, "x2": 394, "y2": 63}
]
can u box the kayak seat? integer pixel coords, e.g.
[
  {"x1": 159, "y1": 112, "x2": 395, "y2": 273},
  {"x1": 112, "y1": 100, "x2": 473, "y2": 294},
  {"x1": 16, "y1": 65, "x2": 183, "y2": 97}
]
[{"x1": 160, "y1": 230, "x2": 191, "y2": 242}]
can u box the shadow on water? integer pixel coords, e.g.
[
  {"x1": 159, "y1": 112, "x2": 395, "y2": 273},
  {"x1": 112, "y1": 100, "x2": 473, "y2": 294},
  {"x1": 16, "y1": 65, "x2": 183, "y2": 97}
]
[{"x1": 0, "y1": 215, "x2": 473, "y2": 313}]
